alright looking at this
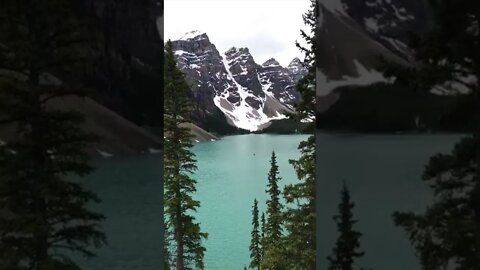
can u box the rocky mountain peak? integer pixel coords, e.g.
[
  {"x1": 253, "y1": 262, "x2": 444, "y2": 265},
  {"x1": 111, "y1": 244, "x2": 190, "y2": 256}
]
[
  {"x1": 288, "y1": 57, "x2": 303, "y2": 67},
  {"x1": 170, "y1": 31, "x2": 307, "y2": 131},
  {"x1": 286, "y1": 57, "x2": 308, "y2": 84},
  {"x1": 225, "y1": 47, "x2": 255, "y2": 64},
  {"x1": 179, "y1": 30, "x2": 208, "y2": 41},
  {"x1": 262, "y1": 58, "x2": 281, "y2": 67}
]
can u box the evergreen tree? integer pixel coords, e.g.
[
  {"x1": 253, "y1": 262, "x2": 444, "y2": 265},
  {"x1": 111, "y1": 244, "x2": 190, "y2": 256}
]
[
  {"x1": 282, "y1": 136, "x2": 316, "y2": 270},
  {"x1": 164, "y1": 40, "x2": 207, "y2": 270},
  {"x1": 281, "y1": 0, "x2": 317, "y2": 269},
  {"x1": 261, "y1": 151, "x2": 285, "y2": 270},
  {"x1": 327, "y1": 183, "x2": 364, "y2": 270},
  {"x1": 384, "y1": 1, "x2": 480, "y2": 269},
  {"x1": 0, "y1": 1, "x2": 106, "y2": 269},
  {"x1": 260, "y1": 212, "x2": 266, "y2": 260},
  {"x1": 292, "y1": 0, "x2": 317, "y2": 127},
  {"x1": 265, "y1": 151, "x2": 283, "y2": 243},
  {"x1": 393, "y1": 135, "x2": 480, "y2": 269},
  {"x1": 249, "y1": 199, "x2": 262, "y2": 270}
]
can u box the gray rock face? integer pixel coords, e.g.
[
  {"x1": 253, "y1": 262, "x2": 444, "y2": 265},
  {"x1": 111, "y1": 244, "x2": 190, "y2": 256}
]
[
  {"x1": 170, "y1": 31, "x2": 307, "y2": 131},
  {"x1": 258, "y1": 58, "x2": 301, "y2": 106},
  {"x1": 287, "y1": 57, "x2": 309, "y2": 83},
  {"x1": 171, "y1": 32, "x2": 229, "y2": 114},
  {"x1": 224, "y1": 47, "x2": 264, "y2": 109}
]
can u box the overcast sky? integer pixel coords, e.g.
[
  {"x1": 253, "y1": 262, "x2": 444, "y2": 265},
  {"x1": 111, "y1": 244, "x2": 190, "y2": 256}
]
[{"x1": 164, "y1": 0, "x2": 312, "y2": 67}]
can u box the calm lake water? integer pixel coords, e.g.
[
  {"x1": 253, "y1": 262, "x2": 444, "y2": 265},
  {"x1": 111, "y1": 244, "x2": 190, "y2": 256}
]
[
  {"x1": 74, "y1": 132, "x2": 464, "y2": 270},
  {"x1": 76, "y1": 154, "x2": 164, "y2": 270},
  {"x1": 316, "y1": 132, "x2": 464, "y2": 270},
  {"x1": 193, "y1": 134, "x2": 310, "y2": 270}
]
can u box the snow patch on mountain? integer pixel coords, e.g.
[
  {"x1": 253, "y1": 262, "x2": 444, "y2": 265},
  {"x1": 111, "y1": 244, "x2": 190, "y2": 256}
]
[
  {"x1": 171, "y1": 31, "x2": 304, "y2": 131},
  {"x1": 431, "y1": 74, "x2": 478, "y2": 95},
  {"x1": 317, "y1": 60, "x2": 387, "y2": 96},
  {"x1": 365, "y1": 17, "x2": 379, "y2": 33},
  {"x1": 213, "y1": 54, "x2": 273, "y2": 131},
  {"x1": 180, "y1": 30, "x2": 207, "y2": 40}
]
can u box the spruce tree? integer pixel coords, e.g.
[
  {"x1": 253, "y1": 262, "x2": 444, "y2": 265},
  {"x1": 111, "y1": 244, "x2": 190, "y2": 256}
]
[
  {"x1": 249, "y1": 199, "x2": 261, "y2": 270},
  {"x1": 327, "y1": 183, "x2": 364, "y2": 270},
  {"x1": 281, "y1": 0, "x2": 317, "y2": 269},
  {"x1": 265, "y1": 151, "x2": 283, "y2": 243},
  {"x1": 0, "y1": 0, "x2": 106, "y2": 269},
  {"x1": 261, "y1": 151, "x2": 285, "y2": 270},
  {"x1": 282, "y1": 135, "x2": 316, "y2": 270},
  {"x1": 293, "y1": 0, "x2": 317, "y2": 126},
  {"x1": 164, "y1": 40, "x2": 207, "y2": 270},
  {"x1": 393, "y1": 136, "x2": 480, "y2": 269},
  {"x1": 260, "y1": 212, "x2": 266, "y2": 260}
]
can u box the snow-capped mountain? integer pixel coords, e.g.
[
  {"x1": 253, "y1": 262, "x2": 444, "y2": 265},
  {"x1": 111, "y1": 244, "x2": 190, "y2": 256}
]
[
  {"x1": 315, "y1": 0, "x2": 430, "y2": 112},
  {"x1": 171, "y1": 31, "x2": 307, "y2": 131}
]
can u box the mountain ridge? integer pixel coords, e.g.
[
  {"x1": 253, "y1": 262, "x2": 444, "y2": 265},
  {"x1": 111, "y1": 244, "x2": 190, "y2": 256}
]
[{"x1": 170, "y1": 31, "x2": 307, "y2": 132}]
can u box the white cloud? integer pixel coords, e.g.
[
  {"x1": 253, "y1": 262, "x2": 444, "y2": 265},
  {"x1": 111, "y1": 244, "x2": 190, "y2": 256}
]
[{"x1": 165, "y1": 0, "x2": 312, "y2": 66}]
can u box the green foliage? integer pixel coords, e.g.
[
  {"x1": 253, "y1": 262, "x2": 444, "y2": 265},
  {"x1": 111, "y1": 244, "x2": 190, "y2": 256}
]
[
  {"x1": 261, "y1": 151, "x2": 285, "y2": 270},
  {"x1": 260, "y1": 212, "x2": 266, "y2": 260},
  {"x1": 265, "y1": 151, "x2": 283, "y2": 243},
  {"x1": 0, "y1": 0, "x2": 106, "y2": 269},
  {"x1": 249, "y1": 199, "x2": 262, "y2": 270},
  {"x1": 274, "y1": 0, "x2": 317, "y2": 268},
  {"x1": 327, "y1": 183, "x2": 364, "y2": 270},
  {"x1": 164, "y1": 40, "x2": 207, "y2": 270},
  {"x1": 248, "y1": 1, "x2": 317, "y2": 269},
  {"x1": 291, "y1": 0, "x2": 317, "y2": 127},
  {"x1": 282, "y1": 136, "x2": 316, "y2": 270}
]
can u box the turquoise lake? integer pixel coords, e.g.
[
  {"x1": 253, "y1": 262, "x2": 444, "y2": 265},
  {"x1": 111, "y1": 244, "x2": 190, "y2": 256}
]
[
  {"x1": 192, "y1": 134, "x2": 310, "y2": 270},
  {"x1": 74, "y1": 133, "x2": 465, "y2": 270}
]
